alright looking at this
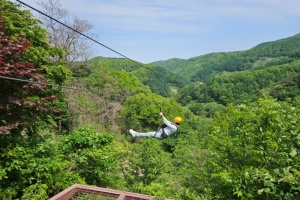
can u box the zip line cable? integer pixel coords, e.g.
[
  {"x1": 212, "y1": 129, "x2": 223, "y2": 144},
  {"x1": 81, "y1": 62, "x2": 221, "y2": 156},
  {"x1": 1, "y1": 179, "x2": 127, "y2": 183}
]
[
  {"x1": 15, "y1": 0, "x2": 145, "y2": 67},
  {"x1": 0, "y1": 75, "x2": 123, "y2": 97}
]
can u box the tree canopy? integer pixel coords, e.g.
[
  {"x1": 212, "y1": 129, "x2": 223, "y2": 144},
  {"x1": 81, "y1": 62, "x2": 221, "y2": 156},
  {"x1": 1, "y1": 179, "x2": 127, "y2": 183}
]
[{"x1": 1, "y1": 1, "x2": 300, "y2": 199}]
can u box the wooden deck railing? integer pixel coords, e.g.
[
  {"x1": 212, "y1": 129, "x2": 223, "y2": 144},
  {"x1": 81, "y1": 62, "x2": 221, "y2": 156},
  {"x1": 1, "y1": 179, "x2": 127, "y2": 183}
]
[{"x1": 49, "y1": 184, "x2": 173, "y2": 200}]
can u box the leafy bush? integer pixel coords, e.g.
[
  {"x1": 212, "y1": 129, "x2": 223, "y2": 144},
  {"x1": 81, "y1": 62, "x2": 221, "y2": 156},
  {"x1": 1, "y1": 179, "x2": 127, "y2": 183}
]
[{"x1": 202, "y1": 98, "x2": 300, "y2": 199}]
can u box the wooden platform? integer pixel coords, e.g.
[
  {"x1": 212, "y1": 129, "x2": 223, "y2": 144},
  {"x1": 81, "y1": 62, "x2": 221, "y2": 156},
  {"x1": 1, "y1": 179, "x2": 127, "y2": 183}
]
[{"x1": 49, "y1": 184, "x2": 173, "y2": 200}]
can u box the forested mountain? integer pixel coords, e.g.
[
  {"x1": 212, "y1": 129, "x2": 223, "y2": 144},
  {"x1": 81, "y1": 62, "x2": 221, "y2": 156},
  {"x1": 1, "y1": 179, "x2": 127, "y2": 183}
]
[
  {"x1": 91, "y1": 34, "x2": 300, "y2": 110},
  {"x1": 78, "y1": 34, "x2": 300, "y2": 104},
  {"x1": 150, "y1": 34, "x2": 300, "y2": 107},
  {"x1": 80, "y1": 56, "x2": 190, "y2": 97},
  {"x1": 153, "y1": 33, "x2": 300, "y2": 81},
  {"x1": 1, "y1": 1, "x2": 300, "y2": 199}
]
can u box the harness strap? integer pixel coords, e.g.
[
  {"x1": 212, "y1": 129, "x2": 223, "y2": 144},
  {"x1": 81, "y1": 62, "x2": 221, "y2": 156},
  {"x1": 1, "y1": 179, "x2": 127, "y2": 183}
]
[
  {"x1": 161, "y1": 130, "x2": 168, "y2": 139},
  {"x1": 153, "y1": 125, "x2": 161, "y2": 138},
  {"x1": 154, "y1": 123, "x2": 178, "y2": 139},
  {"x1": 160, "y1": 124, "x2": 178, "y2": 138}
]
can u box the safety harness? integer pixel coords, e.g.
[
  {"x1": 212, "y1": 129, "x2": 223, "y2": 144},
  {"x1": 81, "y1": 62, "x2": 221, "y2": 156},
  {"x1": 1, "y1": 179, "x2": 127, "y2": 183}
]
[{"x1": 156, "y1": 123, "x2": 178, "y2": 139}]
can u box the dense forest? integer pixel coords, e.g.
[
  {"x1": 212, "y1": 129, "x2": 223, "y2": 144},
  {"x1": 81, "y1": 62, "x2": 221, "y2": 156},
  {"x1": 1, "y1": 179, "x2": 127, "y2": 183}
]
[{"x1": 0, "y1": 0, "x2": 300, "y2": 199}]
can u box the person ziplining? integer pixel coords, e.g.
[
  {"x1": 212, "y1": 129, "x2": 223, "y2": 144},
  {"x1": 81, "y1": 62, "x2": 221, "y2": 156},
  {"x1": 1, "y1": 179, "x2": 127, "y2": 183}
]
[{"x1": 129, "y1": 112, "x2": 182, "y2": 140}]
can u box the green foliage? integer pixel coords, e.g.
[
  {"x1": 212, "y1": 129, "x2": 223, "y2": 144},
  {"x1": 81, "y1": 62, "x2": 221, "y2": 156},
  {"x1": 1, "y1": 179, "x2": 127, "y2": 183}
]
[
  {"x1": 253, "y1": 57, "x2": 295, "y2": 70},
  {"x1": 0, "y1": 125, "x2": 125, "y2": 199},
  {"x1": 120, "y1": 93, "x2": 184, "y2": 131},
  {"x1": 43, "y1": 63, "x2": 73, "y2": 85},
  {"x1": 269, "y1": 73, "x2": 300, "y2": 101},
  {"x1": 82, "y1": 62, "x2": 147, "y2": 94},
  {"x1": 86, "y1": 57, "x2": 189, "y2": 97},
  {"x1": 2, "y1": 2, "x2": 300, "y2": 199},
  {"x1": 0, "y1": 132, "x2": 84, "y2": 200},
  {"x1": 135, "y1": 182, "x2": 182, "y2": 200},
  {"x1": 132, "y1": 64, "x2": 189, "y2": 97},
  {"x1": 177, "y1": 58, "x2": 300, "y2": 105},
  {"x1": 1, "y1": 0, "x2": 72, "y2": 135},
  {"x1": 154, "y1": 34, "x2": 300, "y2": 83},
  {"x1": 86, "y1": 56, "x2": 142, "y2": 72},
  {"x1": 1, "y1": 0, "x2": 64, "y2": 66},
  {"x1": 122, "y1": 139, "x2": 171, "y2": 188},
  {"x1": 65, "y1": 63, "x2": 151, "y2": 132},
  {"x1": 201, "y1": 98, "x2": 300, "y2": 199},
  {"x1": 169, "y1": 114, "x2": 214, "y2": 198},
  {"x1": 248, "y1": 33, "x2": 300, "y2": 57},
  {"x1": 188, "y1": 102, "x2": 225, "y2": 118},
  {"x1": 63, "y1": 126, "x2": 113, "y2": 149},
  {"x1": 153, "y1": 34, "x2": 300, "y2": 106},
  {"x1": 62, "y1": 126, "x2": 124, "y2": 188}
]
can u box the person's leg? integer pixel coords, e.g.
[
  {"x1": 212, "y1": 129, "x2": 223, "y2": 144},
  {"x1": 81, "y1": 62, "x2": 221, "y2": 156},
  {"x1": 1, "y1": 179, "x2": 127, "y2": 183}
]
[
  {"x1": 130, "y1": 129, "x2": 163, "y2": 139},
  {"x1": 136, "y1": 131, "x2": 156, "y2": 138}
]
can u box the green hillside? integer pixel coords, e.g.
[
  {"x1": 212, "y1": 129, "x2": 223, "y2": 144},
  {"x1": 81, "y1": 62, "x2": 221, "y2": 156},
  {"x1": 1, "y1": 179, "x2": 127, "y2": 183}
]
[
  {"x1": 83, "y1": 56, "x2": 190, "y2": 97},
  {"x1": 83, "y1": 34, "x2": 300, "y2": 104},
  {"x1": 152, "y1": 33, "x2": 300, "y2": 82},
  {"x1": 149, "y1": 34, "x2": 300, "y2": 107},
  {"x1": 88, "y1": 33, "x2": 300, "y2": 99},
  {"x1": 248, "y1": 33, "x2": 300, "y2": 57}
]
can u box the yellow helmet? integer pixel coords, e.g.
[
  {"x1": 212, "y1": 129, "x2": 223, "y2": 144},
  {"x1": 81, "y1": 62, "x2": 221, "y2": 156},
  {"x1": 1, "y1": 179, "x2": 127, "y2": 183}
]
[{"x1": 174, "y1": 117, "x2": 182, "y2": 124}]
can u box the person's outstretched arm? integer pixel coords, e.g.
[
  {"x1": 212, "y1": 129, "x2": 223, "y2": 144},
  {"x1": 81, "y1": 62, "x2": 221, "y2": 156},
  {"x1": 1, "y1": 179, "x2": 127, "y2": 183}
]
[{"x1": 160, "y1": 112, "x2": 177, "y2": 130}]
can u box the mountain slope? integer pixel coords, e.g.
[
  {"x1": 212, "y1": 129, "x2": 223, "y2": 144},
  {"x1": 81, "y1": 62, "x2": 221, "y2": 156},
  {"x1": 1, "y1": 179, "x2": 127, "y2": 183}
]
[
  {"x1": 81, "y1": 33, "x2": 300, "y2": 105},
  {"x1": 152, "y1": 33, "x2": 300, "y2": 82},
  {"x1": 150, "y1": 33, "x2": 300, "y2": 106},
  {"x1": 84, "y1": 56, "x2": 190, "y2": 97}
]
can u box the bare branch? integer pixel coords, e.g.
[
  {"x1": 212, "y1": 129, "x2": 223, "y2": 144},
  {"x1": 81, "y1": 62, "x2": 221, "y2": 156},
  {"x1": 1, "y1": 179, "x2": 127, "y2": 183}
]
[{"x1": 37, "y1": 0, "x2": 96, "y2": 64}]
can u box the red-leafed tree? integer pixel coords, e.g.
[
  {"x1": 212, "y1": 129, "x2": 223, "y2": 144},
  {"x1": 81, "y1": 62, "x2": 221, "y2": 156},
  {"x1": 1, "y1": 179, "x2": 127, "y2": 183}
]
[{"x1": 0, "y1": 14, "x2": 58, "y2": 134}]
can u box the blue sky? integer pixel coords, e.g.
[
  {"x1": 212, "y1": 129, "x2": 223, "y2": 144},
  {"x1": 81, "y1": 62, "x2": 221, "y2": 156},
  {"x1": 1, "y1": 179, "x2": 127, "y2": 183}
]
[{"x1": 14, "y1": 0, "x2": 300, "y2": 63}]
